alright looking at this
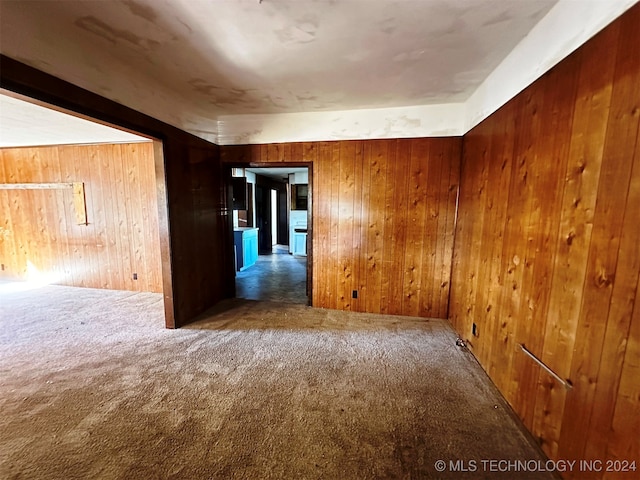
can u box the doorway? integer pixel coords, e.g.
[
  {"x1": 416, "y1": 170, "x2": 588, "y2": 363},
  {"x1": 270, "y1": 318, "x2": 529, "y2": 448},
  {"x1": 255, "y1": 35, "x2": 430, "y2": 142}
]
[
  {"x1": 0, "y1": 90, "x2": 172, "y2": 326},
  {"x1": 230, "y1": 165, "x2": 312, "y2": 305}
]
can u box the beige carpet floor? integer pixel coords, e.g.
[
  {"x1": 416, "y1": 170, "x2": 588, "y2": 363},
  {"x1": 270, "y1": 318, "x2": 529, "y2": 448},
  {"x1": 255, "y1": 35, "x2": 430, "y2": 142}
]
[{"x1": 0, "y1": 283, "x2": 555, "y2": 479}]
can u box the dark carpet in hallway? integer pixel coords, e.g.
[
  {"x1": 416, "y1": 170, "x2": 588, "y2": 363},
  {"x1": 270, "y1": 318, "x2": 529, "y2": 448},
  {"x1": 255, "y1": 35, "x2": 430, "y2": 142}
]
[{"x1": 0, "y1": 284, "x2": 554, "y2": 479}]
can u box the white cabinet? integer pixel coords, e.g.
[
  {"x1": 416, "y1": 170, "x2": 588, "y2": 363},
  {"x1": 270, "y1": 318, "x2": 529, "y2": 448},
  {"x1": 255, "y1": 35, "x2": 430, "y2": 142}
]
[
  {"x1": 293, "y1": 231, "x2": 307, "y2": 256},
  {"x1": 234, "y1": 228, "x2": 259, "y2": 271}
]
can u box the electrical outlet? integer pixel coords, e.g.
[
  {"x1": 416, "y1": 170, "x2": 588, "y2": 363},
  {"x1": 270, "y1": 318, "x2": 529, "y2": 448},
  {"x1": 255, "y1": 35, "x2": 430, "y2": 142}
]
[
  {"x1": 133, "y1": 273, "x2": 138, "y2": 280},
  {"x1": 352, "y1": 290, "x2": 358, "y2": 299},
  {"x1": 472, "y1": 323, "x2": 478, "y2": 337}
]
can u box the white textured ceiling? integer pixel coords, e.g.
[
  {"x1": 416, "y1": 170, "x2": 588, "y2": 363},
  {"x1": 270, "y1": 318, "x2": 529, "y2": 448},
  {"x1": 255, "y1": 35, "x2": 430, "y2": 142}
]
[
  {"x1": 0, "y1": 92, "x2": 149, "y2": 148},
  {"x1": 0, "y1": 0, "x2": 637, "y2": 145}
]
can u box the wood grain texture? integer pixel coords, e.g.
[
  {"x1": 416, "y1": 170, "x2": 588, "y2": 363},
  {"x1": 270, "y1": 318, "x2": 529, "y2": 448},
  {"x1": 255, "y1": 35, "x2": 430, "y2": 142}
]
[
  {"x1": 221, "y1": 137, "x2": 461, "y2": 319},
  {"x1": 162, "y1": 140, "x2": 234, "y2": 325},
  {"x1": 0, "y1": 143, "x2": 163, "y2": 293},
  {"x1": 450, "y1": 4, "x2": 640, "y2": 476},
  {"x1": 2, "y1": 55, "x2": 239, "y2": 328}
]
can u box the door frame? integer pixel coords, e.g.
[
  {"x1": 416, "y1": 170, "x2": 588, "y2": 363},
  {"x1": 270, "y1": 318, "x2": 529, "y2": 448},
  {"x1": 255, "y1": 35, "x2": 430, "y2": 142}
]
[
  {"x1": 227, "y1": 162, "x2": 313, "y2": 306},
  {"x1": 0, "y1": 88, "x2": 174, "y2": 327}
]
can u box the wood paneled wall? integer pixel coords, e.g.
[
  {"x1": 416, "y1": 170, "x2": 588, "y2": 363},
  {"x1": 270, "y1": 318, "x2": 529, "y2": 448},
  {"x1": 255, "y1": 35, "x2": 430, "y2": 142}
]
[
  {"x1": 162, "y1": 139, "x2": 234, "y2": 324},
  {"x1": 1, "y1": 55, "x2": 235, "y2": 327},
  {"x1": 0, "y1": 142, "x2": 163, "y2": 293},
  {"x1": 450, "y1": 4, "x2": 640, "y2": 475},
  {"x1": 222, "y1": 137, "x2": 461, "y2": 318}
]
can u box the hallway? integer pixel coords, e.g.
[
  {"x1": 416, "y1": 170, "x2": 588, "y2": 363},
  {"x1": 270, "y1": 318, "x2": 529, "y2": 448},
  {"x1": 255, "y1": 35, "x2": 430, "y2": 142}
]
[{"x1": 235, "y1": 245, "x2": 308, "y2": 304}]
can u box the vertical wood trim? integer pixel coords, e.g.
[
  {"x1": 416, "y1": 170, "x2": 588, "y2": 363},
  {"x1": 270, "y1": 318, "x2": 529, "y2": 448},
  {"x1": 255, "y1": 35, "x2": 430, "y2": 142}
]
[
  {"x1": 443, "y1": 139, "x2": 461, "y2": 319},
  {"x1": 430, "y1": 140, "x2": 448, "y2": 318},
  {"x1": 72, "y1": 182, "x2": 87, "y2": 225},
  {"x1": 306, "y1": 155, "x2": 314, "y2": 304}
]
